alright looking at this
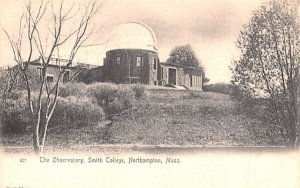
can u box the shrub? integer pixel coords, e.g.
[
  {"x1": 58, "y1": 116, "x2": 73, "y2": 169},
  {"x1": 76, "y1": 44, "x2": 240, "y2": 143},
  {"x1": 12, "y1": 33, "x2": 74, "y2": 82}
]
[
  {"x1": 1, "y1": 82, "x2": 139, "y2": 135},
  {"x1": 203, "y1": 83, "x2": 232, "y2": 95},
  {"x1": 87, "y1": 83, "x2": 135, "y2": 119},
  {"x1": 230, "y1": 86, "x2": 285, "y2": 145},
  {"x1": 59, "y1": 82, "x2": 87, "y2": 98},
  {"x1": 50, "y1": 95, "x2": 105, "y2": 129},
  {"x1": 0, "y1": 89, "x2": 105, "y2": 135},
  {"x1": 131, "y1": 84, "x2": 145, "y2": 100},
  {"x1": 230, "y1": 85, "x2": 268, "y2": 115},
  {"x1": 0, "y1": 91, "x2": 31, "y2": 135}
]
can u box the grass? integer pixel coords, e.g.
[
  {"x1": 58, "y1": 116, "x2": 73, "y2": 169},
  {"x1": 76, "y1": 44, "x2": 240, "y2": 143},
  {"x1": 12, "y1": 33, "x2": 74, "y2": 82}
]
[
  {"x1": 106, "y1": 89, "x2": 260, "y2": 146},
  {"x1": 1, "y1": 85, "x2": 280, "y2": 148}
]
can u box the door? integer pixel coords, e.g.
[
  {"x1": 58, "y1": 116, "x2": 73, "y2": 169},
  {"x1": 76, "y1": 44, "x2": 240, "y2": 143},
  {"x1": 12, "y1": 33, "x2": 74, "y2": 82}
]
[
  {"x1": 63, "y1": 71, "x2": 70, "y2": 83},
  {"x1": 168, "y1": 68, "x2": 176, "y2": 85}
]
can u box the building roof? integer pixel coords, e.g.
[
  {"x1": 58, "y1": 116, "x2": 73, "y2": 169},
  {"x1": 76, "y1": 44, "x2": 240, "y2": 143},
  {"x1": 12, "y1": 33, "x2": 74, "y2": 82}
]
[
  {"x1": 160, "y1": 62, "x2": 203, "y2": 71},
  {"x1": 160, "y1": 62, "x2": 203, "y2": 76},
  {"x1": 13, "y1": 58, "x2": 95, "y2": 71},
  {"x1": 106, "y1": 22, "x2": 159, "y2": 52}
]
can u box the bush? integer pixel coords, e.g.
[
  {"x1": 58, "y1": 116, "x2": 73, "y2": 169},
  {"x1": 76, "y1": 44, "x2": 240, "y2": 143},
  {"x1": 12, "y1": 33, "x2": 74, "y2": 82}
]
[
  {"x1": 1, "y1": 82, "x2": 139, "y2": 135},
  {"x1": 0, "y1": 91, "x2": 31, "y2": 135},
  {"x1": 87, "y1": 83, "x2": 135, "y2": 119},
  {"x1": 230, "y1": 85, "x2": 268, "y2": 115},
  {"x1": 203, "y1": 83, "x2": 232, "y2": 95},
  {"x1": 50, "y1": 95, "x2": 105, "y2": 128},
  {"x1": 0, "y1": 89, "x2": 105, "y2": 135},
  {"x1": 131, "y1": 84, "x2": 145, "y2": 99},
  {"x1": 230, "y1": 86, "x2": 285, "y2": 145},
  {"x1": 59, "y1": 82, "x2": 87, "y2": 98}
]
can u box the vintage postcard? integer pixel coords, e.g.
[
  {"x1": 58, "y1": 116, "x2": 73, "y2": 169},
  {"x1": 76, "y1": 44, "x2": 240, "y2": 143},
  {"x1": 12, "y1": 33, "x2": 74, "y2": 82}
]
[{"x1": 0, "y1": 0, "x2": 299, "y2": 187}]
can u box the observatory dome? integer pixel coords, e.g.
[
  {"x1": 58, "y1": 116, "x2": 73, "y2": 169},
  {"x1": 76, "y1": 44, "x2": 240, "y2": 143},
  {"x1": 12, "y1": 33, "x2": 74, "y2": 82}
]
[{"x1": 106, "y1": 22, "x2": 158, "y2": 52}]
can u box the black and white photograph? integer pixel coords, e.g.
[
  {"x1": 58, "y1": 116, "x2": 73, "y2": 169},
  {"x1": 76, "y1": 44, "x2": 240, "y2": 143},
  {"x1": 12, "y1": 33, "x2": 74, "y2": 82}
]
[{"x1": 0, "y1": 0, "x2": 299, "y2": 187}]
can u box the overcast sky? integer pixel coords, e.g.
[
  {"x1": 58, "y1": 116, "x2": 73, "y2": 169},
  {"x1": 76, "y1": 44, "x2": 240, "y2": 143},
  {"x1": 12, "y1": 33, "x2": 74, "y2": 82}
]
[{"x1": 0, "y1": 0, "x2": 265, "y2": 83}]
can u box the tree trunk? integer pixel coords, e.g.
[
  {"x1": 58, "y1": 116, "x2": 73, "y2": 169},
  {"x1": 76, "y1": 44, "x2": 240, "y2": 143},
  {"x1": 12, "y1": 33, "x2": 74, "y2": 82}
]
[
  {"x1": 33, "y1": 132, "x2": 40, "y2": 155},
  {"x1": 33, "y1": 120, "x2": 42, "y2": 155},
  {"x1": 297, "y1": 100, "x2": 300, "y2": 149},
  {"x1": 285, "y1": 118, "x2": 298, "y2": 148},
  {"x1": 40, "y1": 120, "x2": 50, "y2": 149}
]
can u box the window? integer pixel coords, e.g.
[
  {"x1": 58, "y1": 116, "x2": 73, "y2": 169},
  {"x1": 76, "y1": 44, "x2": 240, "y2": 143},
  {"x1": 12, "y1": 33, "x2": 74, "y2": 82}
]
[
  {"x1": 116, "y1": 56, "x2": 121, "y2": 65},
  {"x1": 153, "y1": 58, "x2": 157, "y2": 70},
  {"x1": 46, "y1": 74, "x2": 54, "y2": 82},
  {"x1": 37, "y1": 67, "x2": 43, "y2": 79},
  {"x1": 161, "y1": 67, "x2": 164, "y2": 78},
  {"x1": 136, "y1": 56, "x2": 141, "y2": 67}
]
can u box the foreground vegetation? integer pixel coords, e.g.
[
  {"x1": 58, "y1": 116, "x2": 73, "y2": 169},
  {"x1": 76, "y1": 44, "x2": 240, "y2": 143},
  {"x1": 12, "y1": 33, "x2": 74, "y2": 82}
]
[
  {"x1": 105, "y1": 88, "x2": 284, "y2": 146},
  {"x1": 231, "y1": 0, "x2": 299, "y2": 147},
  {"x1": 0, "y1": 83, "x2": 285, "y2": 148}
]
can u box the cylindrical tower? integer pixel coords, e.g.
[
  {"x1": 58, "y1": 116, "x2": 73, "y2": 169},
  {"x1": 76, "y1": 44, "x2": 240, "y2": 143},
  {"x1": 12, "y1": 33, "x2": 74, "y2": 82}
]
[{"x1": 104, "y1": 22, "x2": 160, "y2": 84}]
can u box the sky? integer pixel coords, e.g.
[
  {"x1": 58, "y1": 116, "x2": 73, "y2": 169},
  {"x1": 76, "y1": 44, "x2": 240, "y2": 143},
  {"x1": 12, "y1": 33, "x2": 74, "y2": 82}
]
[{"x1": 0, "y1": 0, "x2": 265, "y2": 83}]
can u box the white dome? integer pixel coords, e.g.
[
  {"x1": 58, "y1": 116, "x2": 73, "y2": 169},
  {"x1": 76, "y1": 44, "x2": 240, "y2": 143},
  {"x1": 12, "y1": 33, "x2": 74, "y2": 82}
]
[{"x1": 106, "y1": 22, "x2": 158, "y2": 52}]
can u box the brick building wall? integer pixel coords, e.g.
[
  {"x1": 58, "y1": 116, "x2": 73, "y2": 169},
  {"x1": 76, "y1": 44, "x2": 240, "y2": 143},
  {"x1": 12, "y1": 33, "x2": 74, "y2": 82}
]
[
  {"x1": 104, "y1": 49, "x2": 159, "y2": 84},
  {"x1": 76, "y1": 66, "x2": 105, "y2": 84}
]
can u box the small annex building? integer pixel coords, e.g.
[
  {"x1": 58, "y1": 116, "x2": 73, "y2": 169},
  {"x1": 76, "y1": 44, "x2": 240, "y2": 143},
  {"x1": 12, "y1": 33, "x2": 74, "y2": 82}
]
[
  {"x1": 12, "y1": 57, "x2": 96, "y2": 83},
  {"x1": 160, "y1": 62, "x2": 203, "y2": 90}
]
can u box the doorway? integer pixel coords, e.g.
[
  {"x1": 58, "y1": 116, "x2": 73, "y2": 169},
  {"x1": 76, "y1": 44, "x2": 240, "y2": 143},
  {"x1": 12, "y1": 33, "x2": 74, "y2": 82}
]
[
  {"x1": 168, "y1": 68, "x2": 176, "y2": 85},
  {"x1": 63, "y1": 70, "x2": 70, "y2": 83}
]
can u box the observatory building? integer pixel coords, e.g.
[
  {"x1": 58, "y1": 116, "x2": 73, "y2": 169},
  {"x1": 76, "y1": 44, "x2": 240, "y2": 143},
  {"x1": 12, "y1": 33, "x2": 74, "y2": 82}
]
[
  {"x1": 103, "y1": 22, "x2": 160, "y2": 85},
  {"x1": 101, "y1": 22, "x2": 203, "y2": 90},
  {"x1": 14, "y1": 22, "x2": 204, "y2": 90},
  {"x1": 31, "y1": 21, "x2": 204, "y2": 90}
]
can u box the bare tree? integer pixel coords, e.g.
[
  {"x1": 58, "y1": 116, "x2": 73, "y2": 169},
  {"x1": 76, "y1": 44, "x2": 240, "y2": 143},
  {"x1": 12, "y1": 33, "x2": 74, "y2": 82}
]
[
  {"x1": 231, "y1": 0, "x2": 300, "y2": 147},
  {"x1": 3, "y1": 0, "x2": 101, "y2": 154}
]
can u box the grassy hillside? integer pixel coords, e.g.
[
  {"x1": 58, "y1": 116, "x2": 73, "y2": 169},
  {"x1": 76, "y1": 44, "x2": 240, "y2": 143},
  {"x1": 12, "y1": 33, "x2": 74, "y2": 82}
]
[
  {"x1": 105, "y1": 88, "x2": 260, "y2": 146},
  {"x1": 1, "y1": 85, "x2": 281, "y2": 148}
]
